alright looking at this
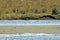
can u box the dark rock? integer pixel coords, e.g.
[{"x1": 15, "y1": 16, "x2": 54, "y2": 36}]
[
  {"x1": 42, "y1": 9, "x2": 46, "y2": 13},
  {"x1": 52, "y1": 8, "x2": 58, "y2": 15},
  {"x1": 33, "y1": 9, "x2": 38, "y2": 13},
  {"x1": 40, "y1": 15, "x2": 56, "y2": 19}
]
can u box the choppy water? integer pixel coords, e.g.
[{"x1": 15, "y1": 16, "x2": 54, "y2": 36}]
[
  {"x1": 0, "y1": 20, "x2": 60, "y2": 26},
  {"x1": 0, "y1": 33, "x2": 60, "y2": 40}
]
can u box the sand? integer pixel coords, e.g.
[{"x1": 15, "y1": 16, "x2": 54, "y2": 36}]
[{"x1": 0, "y1": 25, "x2": 60, "y2": 34}]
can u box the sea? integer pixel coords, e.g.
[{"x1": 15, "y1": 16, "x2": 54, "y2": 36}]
[
  {"x1": 0, "y1": 33, "x2": 60, "y2": 40},
  {"x1": 0, "y1": 20, "x2": 60, "y2": 26},
  {"x1": 0, "y1": 20, "x2": 60, "y2": 40}
]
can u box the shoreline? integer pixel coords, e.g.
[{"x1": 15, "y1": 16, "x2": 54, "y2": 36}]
[{"x1": 0, "y1": 25, "x2": 60, "y2": 34}]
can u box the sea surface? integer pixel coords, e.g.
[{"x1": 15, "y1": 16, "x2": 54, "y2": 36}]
[
  {"x1": 0, "y1": 33, "x2": 60, "y2": 40},
  {"x1": 0, "y1": 20, "x2": 60, "y2": 26}
]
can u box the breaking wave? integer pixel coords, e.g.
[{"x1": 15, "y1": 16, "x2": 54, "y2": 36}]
[{"x1": 0, "y1": 33, "x2": 60, "y2": 40}]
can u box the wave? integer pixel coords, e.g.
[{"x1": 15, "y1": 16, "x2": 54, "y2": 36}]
[{"x1": 0, "y1": 33, "x2": 60, "y2": 40}]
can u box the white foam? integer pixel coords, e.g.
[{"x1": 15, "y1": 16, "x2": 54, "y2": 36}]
[
  {"x1": 0, "y1": 20, "x2": 60, "y2": 26},
  {"x1": 0, "y1": 33, "x2": 60, "y2": 40},
  {"x1": 0, "y1": 33, "x2": 58, "y2": 36}
]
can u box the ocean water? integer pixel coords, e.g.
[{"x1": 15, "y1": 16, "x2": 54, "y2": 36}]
[
  {"x1": 0, "y1": 33, "x2": 60, "y2": 40},
  {"x1": 0, "y1": 20, "x2": 60, "y2": 26}
]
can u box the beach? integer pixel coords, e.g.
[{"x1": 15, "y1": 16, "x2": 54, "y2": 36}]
[{"x1": 0, "y1": 25, "x2": 60, "y2": 34}]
